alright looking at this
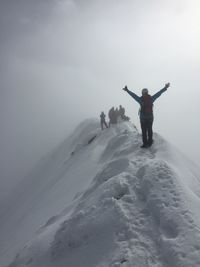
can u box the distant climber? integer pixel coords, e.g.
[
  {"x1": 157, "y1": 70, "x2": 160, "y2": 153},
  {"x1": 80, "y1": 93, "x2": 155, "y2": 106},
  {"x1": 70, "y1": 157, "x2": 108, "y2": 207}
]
[
  {"x1": 108, "y1": 107, "x2": 117, "y2": 126},
  {"x1": 119, "y1": 105, "x2": 125, "y2": 119},
  {"x1": 115, "y1": 108, "x2": 120, "y2": 122},
  {"x1": 118, "y1": 105, "x2": 130, "y2": 121},
  {"x1": 100, "y1": 111, "x2": 108, "y2": 130},
  {"x1": 123, "y1": 83, "x2": 170, "y2": 148}
]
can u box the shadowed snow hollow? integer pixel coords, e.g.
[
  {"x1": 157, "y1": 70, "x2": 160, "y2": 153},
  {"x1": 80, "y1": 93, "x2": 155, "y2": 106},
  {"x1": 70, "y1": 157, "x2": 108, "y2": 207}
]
[{"x1": 2, "y1": 119, "x2": 200, "y2": 267}]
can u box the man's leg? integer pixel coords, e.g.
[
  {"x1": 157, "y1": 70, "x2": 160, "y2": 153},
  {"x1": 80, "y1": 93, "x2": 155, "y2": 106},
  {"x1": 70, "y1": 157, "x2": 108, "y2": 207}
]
[
  {"x1": 104, "y1": 121, "x2": 108, "y2": 128},
  {"x1": 140, "y1": 120, "x2": 148, "y2": 146},
  {"x1": 147, "y1": 119, "x2": 153, "y2": 145},
  {"x1": 101, "y1": 121, "x2": 103, "y2": 130}
]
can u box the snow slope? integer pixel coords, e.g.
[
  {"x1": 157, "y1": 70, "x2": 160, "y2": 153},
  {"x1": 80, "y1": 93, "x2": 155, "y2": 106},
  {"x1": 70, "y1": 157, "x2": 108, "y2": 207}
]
[{"x1": 1, "y1": 119, "x2": 200, "y2": 267}]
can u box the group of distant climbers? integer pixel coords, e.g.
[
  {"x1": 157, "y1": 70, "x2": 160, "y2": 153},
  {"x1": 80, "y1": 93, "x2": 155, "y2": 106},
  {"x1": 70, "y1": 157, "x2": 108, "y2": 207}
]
[
  {"x1": 100, "y1": 82, "x2": 170, "y2": 148},
  {"x1": 100, "y1": 105, "x2": 130, "y2": 130}
]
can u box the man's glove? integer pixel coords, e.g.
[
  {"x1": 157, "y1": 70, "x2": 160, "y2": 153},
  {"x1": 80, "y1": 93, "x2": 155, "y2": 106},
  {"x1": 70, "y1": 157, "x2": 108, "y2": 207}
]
[
  {"x1": 165, "y1": 83, "x2": 170, "y2": 89},
  {"x1": 122, "y1": 85, "x2": 128, "y2": 91}
]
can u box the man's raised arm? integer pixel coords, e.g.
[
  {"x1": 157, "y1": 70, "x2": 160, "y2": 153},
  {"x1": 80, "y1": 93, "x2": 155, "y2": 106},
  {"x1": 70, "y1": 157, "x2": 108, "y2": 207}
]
[
  {"x1": 152, "y1": 83, "x2": 170, "y2": 102},
  {"x1": 122, "y1": 85, "x2": 141, "y2": 104}
]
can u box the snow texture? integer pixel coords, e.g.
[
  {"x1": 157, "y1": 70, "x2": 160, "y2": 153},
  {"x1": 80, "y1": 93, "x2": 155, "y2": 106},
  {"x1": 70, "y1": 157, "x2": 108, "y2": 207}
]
[{"x1": 1, "y1": 119, "x2": 200, "y2": 267}]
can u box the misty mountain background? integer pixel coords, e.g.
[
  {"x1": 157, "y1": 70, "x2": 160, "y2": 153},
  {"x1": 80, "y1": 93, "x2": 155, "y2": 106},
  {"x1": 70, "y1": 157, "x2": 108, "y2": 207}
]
[{"x1": 1, "y1": 0, "x2": 200, "y2": 201}]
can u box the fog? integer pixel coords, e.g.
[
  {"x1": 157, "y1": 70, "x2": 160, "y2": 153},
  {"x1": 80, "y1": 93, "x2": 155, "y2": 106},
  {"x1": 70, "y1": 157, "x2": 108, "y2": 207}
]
[{"x1": 1, "y1": 0, "x2": 200, "y2": 199}]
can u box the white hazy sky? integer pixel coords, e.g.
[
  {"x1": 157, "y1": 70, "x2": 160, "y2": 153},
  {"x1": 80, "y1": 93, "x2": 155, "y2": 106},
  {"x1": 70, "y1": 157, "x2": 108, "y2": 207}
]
[{"x1": 0, "y1": 0, "x2": 200, "y2": 197}]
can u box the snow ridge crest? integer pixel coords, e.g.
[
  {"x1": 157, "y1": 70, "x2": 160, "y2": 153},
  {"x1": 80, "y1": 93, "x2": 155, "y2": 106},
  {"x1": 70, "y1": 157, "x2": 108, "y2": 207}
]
[{"x1": 7, "y1": 120, "x2": 200, "y2": 267}]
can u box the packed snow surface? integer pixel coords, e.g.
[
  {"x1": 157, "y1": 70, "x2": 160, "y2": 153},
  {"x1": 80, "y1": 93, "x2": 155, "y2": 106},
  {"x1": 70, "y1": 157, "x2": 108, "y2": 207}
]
[{"x1": 1, "y1": 119, "x2": 200, "y2": 267}]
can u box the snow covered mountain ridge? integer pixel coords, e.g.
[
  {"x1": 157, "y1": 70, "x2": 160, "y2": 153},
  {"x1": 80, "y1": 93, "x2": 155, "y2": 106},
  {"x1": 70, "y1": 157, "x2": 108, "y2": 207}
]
[{"x1": 2, "y1": 119, "x2": 200, "y2": 267}]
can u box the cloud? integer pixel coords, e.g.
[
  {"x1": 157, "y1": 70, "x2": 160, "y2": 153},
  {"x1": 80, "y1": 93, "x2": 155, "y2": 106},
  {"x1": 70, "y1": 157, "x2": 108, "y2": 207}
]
[{"x1": 0, "y1": 0, "x2": 200, "y2": 199}]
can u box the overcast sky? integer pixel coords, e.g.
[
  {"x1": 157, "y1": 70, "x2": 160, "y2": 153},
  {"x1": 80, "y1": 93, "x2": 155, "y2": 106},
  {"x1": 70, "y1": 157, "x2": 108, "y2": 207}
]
[{"x1": 1, "y1": 0, "x2": 200, "y2": 198}]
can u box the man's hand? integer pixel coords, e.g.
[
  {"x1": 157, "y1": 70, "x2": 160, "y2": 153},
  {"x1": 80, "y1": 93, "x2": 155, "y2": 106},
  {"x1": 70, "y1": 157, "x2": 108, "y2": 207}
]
[
  {"x1": 165, "y1": 82, "x2": 170, "y2": 89},
  {"x1": 123, "y1": 85, "x2": 128, "y2": 91}
]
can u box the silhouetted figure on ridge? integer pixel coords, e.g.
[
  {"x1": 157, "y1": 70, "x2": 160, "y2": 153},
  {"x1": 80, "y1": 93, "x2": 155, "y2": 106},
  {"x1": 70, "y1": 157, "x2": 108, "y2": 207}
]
[
  {"x1": 115, "y1": 108, "x2": 120, "y2": 122},
  {"x1": 100, "y1": 111, "x2": 108, "y2": 130},
  {"x1": 123, "y1": 83, "x2": 170, "y2": 148},
  {"x1": 119, "y1": 105, "x2": 125, "y2": 119},
  {"x1": 108, "y1": 107, "x2": 117, "y2": 126}
]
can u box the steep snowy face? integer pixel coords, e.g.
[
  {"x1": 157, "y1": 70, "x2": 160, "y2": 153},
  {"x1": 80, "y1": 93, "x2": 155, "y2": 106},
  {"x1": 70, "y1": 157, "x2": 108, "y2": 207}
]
[
  {"x1": 1, "y1": 118, "x2": 109, "y2": 267},
  {"x1": 2, "y1": 119, "x2": 200, "y2": 267}
]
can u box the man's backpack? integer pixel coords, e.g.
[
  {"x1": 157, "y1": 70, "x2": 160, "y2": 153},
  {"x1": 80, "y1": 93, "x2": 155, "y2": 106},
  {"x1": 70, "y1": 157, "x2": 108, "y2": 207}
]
[{"x1": 140, "y1": 95, "x2": 153, "y2": 114}]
